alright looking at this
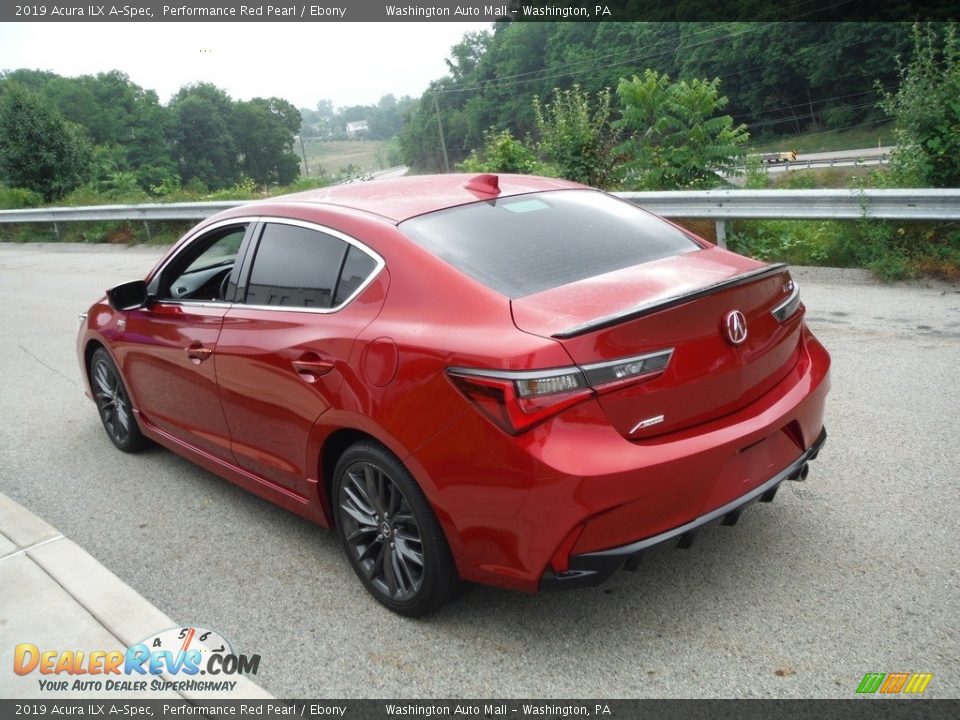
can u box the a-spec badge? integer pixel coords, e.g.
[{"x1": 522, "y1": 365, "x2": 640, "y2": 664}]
[
  {"x1": 723, "y1": 309, "x2": 748, "y2": 346},
  {"x1": 630, "y1": 414, "x2": 665, "y2": 434}
]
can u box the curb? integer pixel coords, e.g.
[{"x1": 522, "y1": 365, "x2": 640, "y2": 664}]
[{"x1": 0, "y1": 493, "x2": 272, "y2": 700}]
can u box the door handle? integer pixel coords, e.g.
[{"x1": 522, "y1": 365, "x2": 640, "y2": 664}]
[
  {"x1": 292, "y1": 352, "x2": 335, "y2": 382},
  {"x1": 185, "y1": 343, "x2": 213, "y2": 364}
]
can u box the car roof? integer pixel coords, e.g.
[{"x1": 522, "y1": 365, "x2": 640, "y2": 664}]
[{"x1": 272, "y1": 173, "x2": 585, "y2": 223}]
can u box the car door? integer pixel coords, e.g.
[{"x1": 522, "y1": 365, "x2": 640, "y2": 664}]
[
  {"x1": 120, "y1": 221, "x2": 253, "y2": 461},
  {"x1": 214, "y1": 219, "x2": 385, "y2": 496}
]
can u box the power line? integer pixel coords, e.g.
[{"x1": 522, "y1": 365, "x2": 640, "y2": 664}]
[
  {"x1": 432, "y1": 23, "x2": 771, "y2": 96},
  {"x1": 437, "y1": 19, "x2": 748, "y2": 89},
  {"x1": 430, "y1": 0, "x2": 859, "y2": 97}
]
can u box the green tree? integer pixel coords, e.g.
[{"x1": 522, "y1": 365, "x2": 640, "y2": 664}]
[
  {"x1": 398, "y1": 85, "x2": 452, "y2": 172},
  {"x1": 4, "y1": 69, "x2": 176, "y2": 190},
  {"x1": 0, "y1": 84, "x2": 93, "y2": 200},
  {"x1": 234, "y1": 97, "x2": 302, "y2": 186},
  {"x1": 615, "y1": 70, "x2": 749, "y2": 190},
  {"x1": 445, "y1": 31, "x2": 491, "y2": 81},
  {"x1": 533, "y1": 85, "x2": 619, "y2": 188},
  {"x1": 398, "y1": 22, "x2": 913, "y2": 171},
  {"x1": 169, "y1": 83, "x2": 240, "y2": 190},
  {"x1": 881, "y1": 22, "x2": 960, "y2": 188}
]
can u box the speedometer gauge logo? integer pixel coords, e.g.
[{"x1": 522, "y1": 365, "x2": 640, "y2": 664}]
[{"x1": 138, "y1": 626, "x2": 233, "y2": 672}]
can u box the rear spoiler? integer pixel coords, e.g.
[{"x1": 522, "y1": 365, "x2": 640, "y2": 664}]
[{"x1": 552, "y1": 263, "x2": 788, "y2": 339}]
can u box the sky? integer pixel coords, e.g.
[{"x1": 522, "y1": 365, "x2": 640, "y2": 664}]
[{"x1": 0, "y1": 22, "x2": 492, "y2": 109}]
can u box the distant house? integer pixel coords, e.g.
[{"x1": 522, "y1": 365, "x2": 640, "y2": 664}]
[{"x1": 345, "y1": 121, "x2": 368, "y2": 139}]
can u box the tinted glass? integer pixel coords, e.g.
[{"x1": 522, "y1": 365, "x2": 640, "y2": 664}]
[
  {"x1": 399, "y1": 190, "x2": 700, "y2": 298},
  {"x1": 245, "y1": 223, "x2": 348, "y2": 309},
  {"x1": 334, "y1": 246, "x2": 378, "y2": 305}
]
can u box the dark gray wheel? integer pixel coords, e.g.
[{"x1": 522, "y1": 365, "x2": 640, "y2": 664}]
[
  {"x1": 90, "y1": 348, "x2": 147, "y2": 453},
  {"x1": 333, "y1": 441, "x2": 457, "y2": 616}
]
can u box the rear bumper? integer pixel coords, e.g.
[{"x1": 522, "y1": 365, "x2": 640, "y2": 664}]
[
  {"x1": 540, "y1": 427, "x2": 827, "y2": 591},
  {"x1": 409, "y1": 325, "x2": 830, "y2": 593}
]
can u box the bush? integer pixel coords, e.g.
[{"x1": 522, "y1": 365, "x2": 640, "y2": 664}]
[
  {"x1": 881, "y1": 23, "x2": 960, "y2": 188},
  {"x1": 0, "y1": 185, "x2": 43, "y2": 208},
  {"x1": 0, "y1": 84, "x2": 94, "y2": 200},
  {"x1": 533, "y1": 85, "x2": 619, "y2": 189},
  {"x1": 458, "y1": 129, "x2": 552, "y2": 175},
  {"x1": 729, "y1": 215, "x2": 960, "y2": 281},
  {"x1": 615, "y1": 70, "x2": 749, "y2": 190},
  {"x1": 727, "y1": 220, "x2": 834, "y2": 265}
]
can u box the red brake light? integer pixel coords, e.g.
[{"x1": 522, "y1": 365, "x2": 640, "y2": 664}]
[
  {"x1": 447, "y1": 368, "x2": 593, "y2": 435},
  {"x1": 447, "y1": 349, "x2": 673, "y2": 435}
]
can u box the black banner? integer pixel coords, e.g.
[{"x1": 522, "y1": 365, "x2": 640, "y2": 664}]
[
  {"x1": 2, "y1": 700, "x2": 959, "y2": 720},
  {"x1": 2, "y1": 0, "x2": 959, "y2": 23}
]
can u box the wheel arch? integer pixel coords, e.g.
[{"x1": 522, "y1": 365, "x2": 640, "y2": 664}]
[
  {"x1": 319, "y1": 427, "x2": 375, "y2": 527},
  {"x1": 313, "y1": 422, "x2": 467, "y2": 570},
  {"x1": 83, "y1": 338, "x2": 107, "y2": 384}
]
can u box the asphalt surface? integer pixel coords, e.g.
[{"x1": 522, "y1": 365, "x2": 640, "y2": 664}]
[{"x1": 1, "y1": 242, "x2": 957, "y2": 699}]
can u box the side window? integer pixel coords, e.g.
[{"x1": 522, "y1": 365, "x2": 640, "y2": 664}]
[
  {"x1": 244, "y1": 223, "x2": 348, "y2": 309},
  {"x1": 158, "y1": 225, "x2": 247, "y2": 302},
  {"x1": 334, "y1": 246, "x2": 378, "y2": 305}
]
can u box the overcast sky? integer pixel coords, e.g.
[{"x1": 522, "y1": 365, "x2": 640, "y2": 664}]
[{"x1": 0, "y1": 22, "x2": 492, "y2": 109}]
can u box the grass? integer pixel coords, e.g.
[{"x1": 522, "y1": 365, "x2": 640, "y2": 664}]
[
  {"x1": 765, "y1": 166, "x2": 877, "y2": 189},
  {"x1": 749, "y1": 122, "x2": 895, "y2": 155},
  {"x1": 300, "y1": 139, "x2": 389, "y2": 178}
]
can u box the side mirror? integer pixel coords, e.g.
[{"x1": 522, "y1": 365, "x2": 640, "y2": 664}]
[{"x1": 107, "y1": 280, "x2": 150, "y2": 311}]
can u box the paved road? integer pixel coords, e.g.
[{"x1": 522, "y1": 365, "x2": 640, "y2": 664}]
[
  {"x1": 797, "y1": 147, "x2": 895, "y2": 162},
  {"x1": 1, "y1": 243, "x2": 957, "y2": 698},
  {"x1": 372, "y1": 165, "x2": 409, "y2": 180}
]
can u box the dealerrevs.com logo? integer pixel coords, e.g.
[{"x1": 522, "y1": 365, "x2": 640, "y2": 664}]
[{"x1": 13, "y1": 626, "x2": 260, "y2": 693}]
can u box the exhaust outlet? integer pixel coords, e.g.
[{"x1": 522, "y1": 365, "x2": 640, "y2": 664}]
[{"x1": 799, "y1": 462, "x2": 810, "y2": 481}]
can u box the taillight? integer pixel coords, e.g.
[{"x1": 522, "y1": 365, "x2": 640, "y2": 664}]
[
  {"x1": 447, "y1": 348, "x2": 673, "y2": 435},
  {"x1": 772, "y1": 280, "x2": 802, "y2": 323},
  {"x1": 447, "y1": 367, "x2": 593, "y2": 435},
  {"x1": 581, "y1": 349, "x2": 673, "y2": 391}
]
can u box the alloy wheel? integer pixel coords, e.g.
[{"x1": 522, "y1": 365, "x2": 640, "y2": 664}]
[
  {"x1": 92, "y1": 357, "x2": 132, "y2": 447},
  {"x1": 338, "y1": 461, "x2": 425, "y2": 602}
]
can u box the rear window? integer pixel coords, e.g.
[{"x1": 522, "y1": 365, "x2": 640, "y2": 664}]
[{"x1": 399, "y1": 189, "x2": 700, "y2": 298}]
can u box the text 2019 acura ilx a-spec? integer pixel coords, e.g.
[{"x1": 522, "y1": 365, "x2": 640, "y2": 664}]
[{"x1": 77, "y1": 174, "x2": 830, "y2": 616}]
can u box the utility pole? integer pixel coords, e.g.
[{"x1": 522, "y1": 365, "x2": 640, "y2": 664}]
[
  {"x1": 432, "y1": 93, "x2": 450, "y2": 173},
  {"x1": 297, "y1": 135, "x2": 310, "y2": 177}
]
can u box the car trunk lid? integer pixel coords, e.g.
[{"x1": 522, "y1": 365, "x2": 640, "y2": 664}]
[{"x1": 511, "y1": 248, "x2": 802, "y2": 438}]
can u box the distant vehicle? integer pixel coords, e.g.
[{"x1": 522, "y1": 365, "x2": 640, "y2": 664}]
[
  {"x1": 77, "y1": 173, "x2": 830, "y2": 616},
  {"x1": 761, "y1": 150, "x2": 798, "y2": 164}
]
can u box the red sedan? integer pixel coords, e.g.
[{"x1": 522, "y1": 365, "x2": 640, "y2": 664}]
[{"x1": 77, "y1": 174, "x2": 830, "y2": 616}]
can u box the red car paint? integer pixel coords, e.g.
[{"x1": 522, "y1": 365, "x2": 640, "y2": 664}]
[{"x1": 77, "y1": 174, "x2": 830, "y2": 594}]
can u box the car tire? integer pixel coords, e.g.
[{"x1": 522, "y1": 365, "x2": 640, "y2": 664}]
[
  {"x1": 89, "y1": 347, "x2": 148, "y2": 453},
  {"x1": 333, "y1": 441, "x2": 458, "y2": 617}
]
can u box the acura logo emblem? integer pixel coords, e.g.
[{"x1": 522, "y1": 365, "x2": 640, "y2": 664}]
[{"x1": 724, "y1": 310, "x2": 748, "y2": 346}]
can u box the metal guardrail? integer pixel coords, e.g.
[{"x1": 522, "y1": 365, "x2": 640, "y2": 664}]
[
  {"x1": 619, "y1": 189, "x2": 960, "y2": 247},
  {"x1": 618, "y1": 189, "x2": 960, "y2": 220},
  {"x1": 1, "y1": 189, "x2": 958, "y2": 248},
  {"x1": 0, "y1": 200, "x2": 245, "y2": 241}
]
